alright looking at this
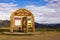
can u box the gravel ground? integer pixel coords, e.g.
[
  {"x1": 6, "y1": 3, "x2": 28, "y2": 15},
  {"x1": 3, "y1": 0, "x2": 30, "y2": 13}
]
[{"x1": 0, "y1": 31, "x2": 60, "y2": 40}]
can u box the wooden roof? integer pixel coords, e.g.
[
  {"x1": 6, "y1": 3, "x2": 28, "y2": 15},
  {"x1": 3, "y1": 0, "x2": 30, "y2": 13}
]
[{"x1": 12, "y1": 8, "x2": 33, "y2": 16}]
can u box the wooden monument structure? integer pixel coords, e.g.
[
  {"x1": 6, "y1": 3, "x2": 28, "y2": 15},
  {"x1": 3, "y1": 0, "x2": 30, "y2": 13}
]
[{"x1": 10, "y1": 8, "x2": 35, "y2": 33}]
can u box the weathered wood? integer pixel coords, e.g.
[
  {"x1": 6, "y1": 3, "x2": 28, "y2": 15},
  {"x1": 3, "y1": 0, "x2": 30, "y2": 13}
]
[{"x1": 10, "y1": 8, "x2": 35, "y2": 33}]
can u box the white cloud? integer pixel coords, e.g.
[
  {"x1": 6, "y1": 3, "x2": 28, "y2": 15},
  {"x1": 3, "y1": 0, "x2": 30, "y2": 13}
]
[
  {"x1": 25, "y1": 5, "x2": 56, "y2": 12},
  {"x1": 0, "y1": 0, "x2": 60, "y2": 24},
  {"x1": 0, "y1": 3, "x2": 18, "y2": 20},
  {"x1": 24, "y1": 5, "x2": 60, "y2": 24},
  {"x1": 45, "y1": 0, "x2": 60, "y2": 8},
  {"x1": 23, "y1": 0, "x2": 60, "y2": 24}
]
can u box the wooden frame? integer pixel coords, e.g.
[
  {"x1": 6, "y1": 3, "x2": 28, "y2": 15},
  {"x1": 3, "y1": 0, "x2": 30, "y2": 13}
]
[{"x1": 10, "y1": 8, "x2": 35, "y2": 33}]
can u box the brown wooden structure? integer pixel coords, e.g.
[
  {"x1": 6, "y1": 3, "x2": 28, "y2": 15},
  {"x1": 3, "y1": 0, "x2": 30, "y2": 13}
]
[{"x1": 10, "y1": 8, "x2": 35, "y2": 33}]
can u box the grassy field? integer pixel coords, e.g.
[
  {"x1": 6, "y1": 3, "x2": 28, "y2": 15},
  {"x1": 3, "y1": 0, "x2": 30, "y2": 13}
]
[{"x1": 0, "y1": 27, "x2": 60, "y2": 40}]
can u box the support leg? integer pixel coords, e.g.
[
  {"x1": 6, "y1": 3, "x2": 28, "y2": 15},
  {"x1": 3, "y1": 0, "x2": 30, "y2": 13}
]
[
  {"x1": 32, "y1": 26, "x2": 35, "y2": 32},
  {"x1": 10, "y1": 26, "x2": 14, "y2": 32},
  {"x1": 19, "y1": 27, "x2": 21, "y2": 32},
  {"x1": 26, "y1": 26, "x2": 28, "y2": 33},
  {"x1": 22, "y1": 27, "x2": 24, "y2": 32}
]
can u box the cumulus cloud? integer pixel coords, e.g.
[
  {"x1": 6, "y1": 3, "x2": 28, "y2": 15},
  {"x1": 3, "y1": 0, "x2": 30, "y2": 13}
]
[
  {"x1": 0, "y1": 3, "x2": 18, "y2": 20},
  {"x1": 0, "y1": 0, "x2": 60, "y2": 24},
  {"x1": 45, "y1": 0, "x2": 60, "y2": 8},
  {"x1": 23, "y1": 0, "x2": 60, "y2": 24},
  {"x1": 44, "y1": 0, "x2": 60, "y2": 14},
  {"x1": 24, "y1": 4, "x2": 60, "y2": 24}
]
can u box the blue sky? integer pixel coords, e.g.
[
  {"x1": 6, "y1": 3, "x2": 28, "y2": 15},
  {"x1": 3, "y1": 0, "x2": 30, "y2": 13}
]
[
  {"x1": 0, "y1": 0, "x2": 48, "y2": 7},
  {"x1": 0, "y1": 0, "x2": 60, "y2": 24}
]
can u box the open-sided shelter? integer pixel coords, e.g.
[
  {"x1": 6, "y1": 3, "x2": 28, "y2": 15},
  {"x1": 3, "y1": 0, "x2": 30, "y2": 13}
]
[{"x1": 10, "y1": 8, "x2": 35, "y2": 33}]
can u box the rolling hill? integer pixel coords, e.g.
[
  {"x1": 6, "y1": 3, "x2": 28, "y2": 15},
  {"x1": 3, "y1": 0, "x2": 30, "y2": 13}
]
[{"x1": 0, "y1": 20, "x2": 60, "y2": 28}]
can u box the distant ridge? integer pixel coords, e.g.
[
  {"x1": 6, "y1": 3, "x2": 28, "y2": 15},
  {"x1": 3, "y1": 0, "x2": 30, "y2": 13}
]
[
  {"x1": 0, "y1": 20, "x2": 10, "y2": 27},
  {"x1": 35, "y1": 23, "x2": 60, "y2": 28},
  {"x1": 0, "y1": 20, "x2": 60, "y2": 28}
]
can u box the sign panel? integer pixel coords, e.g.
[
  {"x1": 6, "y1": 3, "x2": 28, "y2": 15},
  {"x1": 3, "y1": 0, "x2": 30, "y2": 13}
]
[
  {"x1": 15, "y1": 18, "x2": 21, "y2": 27},
  {"x1": 27, "y1": 17, "x2": 31, "y2": 27}
]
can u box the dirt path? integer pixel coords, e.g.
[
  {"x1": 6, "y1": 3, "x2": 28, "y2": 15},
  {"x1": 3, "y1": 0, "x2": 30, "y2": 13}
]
[{"x1": 0, "y1": 31, "x2": 60, "y2": 40}]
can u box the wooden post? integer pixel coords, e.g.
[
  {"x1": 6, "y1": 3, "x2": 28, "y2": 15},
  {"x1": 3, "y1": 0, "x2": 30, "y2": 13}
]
[
  {"x1": 10, "y1": 17, "x2": 14, "y2": 32},
  {"x1": 22, "y1": 17, "x2": 24, "y2": 32},
  {"x1": 20, "y1": 18, "x2": 22, "y2": 32},
  {"x1": 25, "y1": 17, "x2": 28, "y2": 33},
  {"x1": 10, "y1": 25, "x2": 14, "y2": 32},
  {"x1": 10, "y1": 14, "x2": 15, "y2": 32},
  {"x1": 32, "y1": 15, "x2": 35, "y2": 32}
]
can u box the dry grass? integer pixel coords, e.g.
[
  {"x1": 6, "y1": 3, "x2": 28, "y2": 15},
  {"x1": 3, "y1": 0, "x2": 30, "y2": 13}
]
[
  {"x1": 0, "y1": 27, "x2": 60, "y2": 40},
  {"x1": 0, "y1": 32, "x2": 60, "y2": 40}
]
